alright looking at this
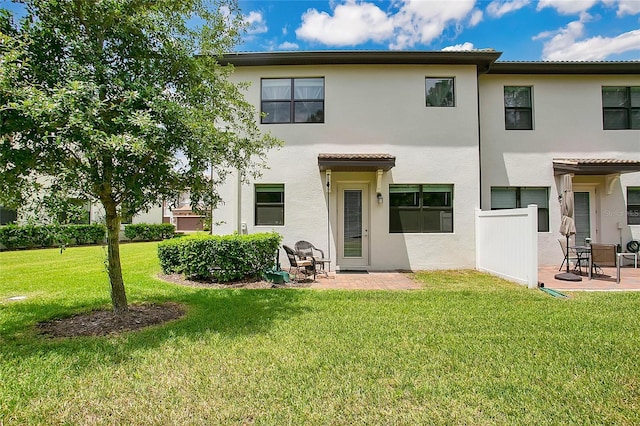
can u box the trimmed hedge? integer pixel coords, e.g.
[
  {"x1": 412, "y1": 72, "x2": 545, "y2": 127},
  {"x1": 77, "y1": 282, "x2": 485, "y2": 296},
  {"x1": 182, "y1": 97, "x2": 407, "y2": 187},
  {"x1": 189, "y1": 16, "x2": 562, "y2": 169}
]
[
  {"x1": 124, "y1": 223, "x2": 175, "y2": 241},
  {"x1": 158, "y1": 232, "x2": 282, "y2": 282},
  {"x1": 0, "y1": 224, "x2": 106, "y2": 250}
]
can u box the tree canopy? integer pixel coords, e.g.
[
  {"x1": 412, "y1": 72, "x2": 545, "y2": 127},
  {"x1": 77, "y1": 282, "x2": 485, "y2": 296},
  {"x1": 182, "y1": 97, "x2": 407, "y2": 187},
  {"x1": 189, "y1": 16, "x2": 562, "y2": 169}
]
[{"x1": 0, "y1": 0, "x2": 280, "y2": 313}]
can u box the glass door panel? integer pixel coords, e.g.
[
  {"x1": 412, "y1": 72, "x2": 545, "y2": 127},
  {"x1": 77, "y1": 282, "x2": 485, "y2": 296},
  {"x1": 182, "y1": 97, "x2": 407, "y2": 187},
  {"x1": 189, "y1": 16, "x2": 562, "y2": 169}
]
[{"x1": 343, "y1": 190, "x2": 362, "y2": 257}]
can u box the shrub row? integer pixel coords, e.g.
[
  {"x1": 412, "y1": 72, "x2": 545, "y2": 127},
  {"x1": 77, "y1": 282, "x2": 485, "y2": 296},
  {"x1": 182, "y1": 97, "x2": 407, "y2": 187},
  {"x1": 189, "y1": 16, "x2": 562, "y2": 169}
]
[
  {"x1": 158, "y1": 232, "x2": 282, "y2": 282},
  {"x1": 0, "y1": 224, "x2": 106, "y2": 250},
  {"x1": 124, "y1": 223, "x2": 175, "y2": 241}
]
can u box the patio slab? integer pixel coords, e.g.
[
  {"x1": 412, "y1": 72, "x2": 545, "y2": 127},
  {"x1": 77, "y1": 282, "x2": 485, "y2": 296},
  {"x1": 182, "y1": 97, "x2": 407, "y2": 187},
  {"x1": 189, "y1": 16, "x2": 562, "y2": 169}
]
[
  {"x1": 538, "y1": 264, "x2": 640, "y2": 291},
  {"x1": 308, "y1": 271, "x2": 421, "y2": 290}
]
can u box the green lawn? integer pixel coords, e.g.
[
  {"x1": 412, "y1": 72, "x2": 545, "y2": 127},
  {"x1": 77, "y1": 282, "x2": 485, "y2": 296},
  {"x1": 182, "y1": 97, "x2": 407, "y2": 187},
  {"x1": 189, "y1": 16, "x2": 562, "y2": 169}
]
[{"x1": 1, "y1": 243, "x2": 639, "y2": 425}]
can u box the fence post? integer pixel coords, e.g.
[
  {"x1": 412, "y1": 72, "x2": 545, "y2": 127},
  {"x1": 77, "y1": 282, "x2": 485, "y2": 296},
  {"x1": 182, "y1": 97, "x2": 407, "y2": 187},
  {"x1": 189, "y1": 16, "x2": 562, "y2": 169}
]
[{"x1": 526, "y1": 204, "x2": 539, "y2": 288}]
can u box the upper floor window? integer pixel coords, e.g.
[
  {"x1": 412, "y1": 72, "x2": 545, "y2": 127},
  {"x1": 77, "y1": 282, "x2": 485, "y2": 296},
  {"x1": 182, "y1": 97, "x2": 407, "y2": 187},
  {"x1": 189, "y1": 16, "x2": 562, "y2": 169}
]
[
  {"x1": 255, "y1": 184, "x2": 284, "y2": 226},
  {"x1": 602, "y1": 86, "x2": 640, "y2": 130},
  {"x1": 261, "y1": 78, "x2": 324, "y2": 124},
  {"x1": 426, "y1": 77, "x2": 455, "y2": 107},
  {"x1": 491, "y1": 187, "x2": 549, "y2": 232},
  {"x1": 628, "y1": 187, "x2": 640, "y2": 225},
  {"x1": 504, "y1": 86, "x2": 533, "y2": 130},
  {"x1": 389, "y1": 184, "x2": 453, "y2": 233}
]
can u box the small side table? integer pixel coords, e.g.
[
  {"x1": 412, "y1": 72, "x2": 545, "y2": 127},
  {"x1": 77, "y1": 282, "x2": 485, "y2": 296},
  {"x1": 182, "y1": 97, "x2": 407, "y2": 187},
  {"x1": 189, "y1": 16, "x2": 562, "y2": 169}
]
[{"x1": 314, "y1": 259, "x2": 332, "y2": 277}]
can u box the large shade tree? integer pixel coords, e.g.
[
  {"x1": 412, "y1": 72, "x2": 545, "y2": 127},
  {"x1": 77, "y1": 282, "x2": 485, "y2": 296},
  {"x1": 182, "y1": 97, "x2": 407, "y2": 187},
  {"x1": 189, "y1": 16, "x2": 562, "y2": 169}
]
[{"x1": 0, "y1": 0, "x2": 280, "y2": 313}]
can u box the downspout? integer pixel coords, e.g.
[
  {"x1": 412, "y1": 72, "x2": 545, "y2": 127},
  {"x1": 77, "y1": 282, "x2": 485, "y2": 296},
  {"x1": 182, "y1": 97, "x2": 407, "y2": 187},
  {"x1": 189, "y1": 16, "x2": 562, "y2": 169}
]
[
  {"x1": 326, "y1": 169, "x2": 331, "y2": 269},
  {"x1": 237, "y1": 168, "x2": 242, "y2": 234}
]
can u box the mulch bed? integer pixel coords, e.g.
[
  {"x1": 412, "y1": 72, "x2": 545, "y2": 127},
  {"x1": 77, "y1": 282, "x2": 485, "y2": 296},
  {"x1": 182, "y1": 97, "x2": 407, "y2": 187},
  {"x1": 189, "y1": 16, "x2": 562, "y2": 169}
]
[
  {"x1": 156, "y1": 273, "x2": 313, "y2": 289},
  {"x1": 37, "y1": 302, "x2": 186, "y2": 338},
  {"x1": 36, "y1": 273, "x2": 311, "y2": 338}
]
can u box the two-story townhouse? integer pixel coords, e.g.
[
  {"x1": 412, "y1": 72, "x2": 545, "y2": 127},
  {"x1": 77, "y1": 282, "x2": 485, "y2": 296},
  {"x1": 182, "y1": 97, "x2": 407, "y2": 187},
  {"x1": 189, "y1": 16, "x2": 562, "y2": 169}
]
[
  {"x1": 214, "y1": 51, "x2": 639, "y2": 271},
  {"x1": 479, "y1": 62, "x2": 640, "y2": 266},
  {"x1": 215, "y1": 51, "x2": 500, "y2": 271}
]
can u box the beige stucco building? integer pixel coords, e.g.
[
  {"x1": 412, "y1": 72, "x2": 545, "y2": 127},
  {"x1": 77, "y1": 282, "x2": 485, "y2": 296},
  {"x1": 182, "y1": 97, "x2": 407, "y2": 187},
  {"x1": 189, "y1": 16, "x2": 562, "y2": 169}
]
[{"x1": 210, "y1": 51, "x2": 640, "y2": 271}]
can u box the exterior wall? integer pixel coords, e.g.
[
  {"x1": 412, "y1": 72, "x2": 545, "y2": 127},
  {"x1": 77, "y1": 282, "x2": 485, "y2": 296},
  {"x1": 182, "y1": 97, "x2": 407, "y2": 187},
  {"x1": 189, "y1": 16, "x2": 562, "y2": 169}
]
[
  {"x1": 215, "y1": 64, "x2": 482, "y2": 270},
  {"x1": 479, "y1": 74, "x2": 640, "y2": 266}
]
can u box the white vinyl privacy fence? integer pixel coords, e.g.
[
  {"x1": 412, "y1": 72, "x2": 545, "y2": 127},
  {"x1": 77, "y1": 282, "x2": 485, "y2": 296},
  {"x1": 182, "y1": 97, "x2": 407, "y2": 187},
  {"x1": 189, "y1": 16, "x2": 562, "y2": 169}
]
[{"x1": 475, "y1": 205, "x2": 538, "y2": 288}]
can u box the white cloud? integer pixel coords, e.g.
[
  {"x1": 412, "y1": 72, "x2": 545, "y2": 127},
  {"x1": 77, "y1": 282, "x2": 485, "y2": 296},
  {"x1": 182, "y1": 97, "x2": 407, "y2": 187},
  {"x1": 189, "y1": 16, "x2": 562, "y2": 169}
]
[
  {"x1": 535, "y1": 13, "x2": 640, "y2": 60},
  {"x1": 537, "y1": 0, "x2": 599, "y2": 14},
  {"x1": 486, "y1": 0, "x2": 530, "y2": 18},
  {"x1": 295, "y1": 0, "x2": 478, "y2": 49},
  {"x1": 613, "y1": 0, "x2": 640, "y2": 16},
  {"x1": 391, "y1": 0, "x2": 477, "y2": 49},
  {"x1": 244, "y1": 11, "x2": 268, "y2": 34},
  {"x1": 296, "y1": 1, "x2": 394, "y2": 46},
  {"x1": 469, "y1": 9, "x2": 483, "y2": 26},
  {"x1": 539, "y1": 0, "x2": 640, "y2": 16},
  {"x1": 442, "y1": 42, "x2": 476, "y2": 51},
  {"x1": 278, "y1": 41, "x2": 299, "y2": 50}
]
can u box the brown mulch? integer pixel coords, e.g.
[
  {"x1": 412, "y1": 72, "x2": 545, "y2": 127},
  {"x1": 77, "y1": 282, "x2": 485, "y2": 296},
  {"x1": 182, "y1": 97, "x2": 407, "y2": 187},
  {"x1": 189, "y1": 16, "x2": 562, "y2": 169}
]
[
  {"x1": 36, "y1": 273, "x2": 311, "y2": 339},
  {"x1": 37, "y1": 302, "x2": 186, "y2": 338},
  {"x1": 156, "y1": 273, "x2": 313, "y2": 289}
]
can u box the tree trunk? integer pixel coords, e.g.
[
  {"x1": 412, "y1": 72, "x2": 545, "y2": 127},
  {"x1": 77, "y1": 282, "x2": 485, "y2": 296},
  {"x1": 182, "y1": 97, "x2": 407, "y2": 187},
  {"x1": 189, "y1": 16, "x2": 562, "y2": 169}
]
[{"x1": 104, "y1": 203, "x2": 128, "y2": 314}]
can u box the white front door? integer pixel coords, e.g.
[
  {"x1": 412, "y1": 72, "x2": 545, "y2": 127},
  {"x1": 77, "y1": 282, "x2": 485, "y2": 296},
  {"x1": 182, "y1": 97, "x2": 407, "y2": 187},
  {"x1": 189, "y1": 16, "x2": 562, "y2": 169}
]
[{"x1": 337, "y1": 183, "x2": 369, "y2": 268}]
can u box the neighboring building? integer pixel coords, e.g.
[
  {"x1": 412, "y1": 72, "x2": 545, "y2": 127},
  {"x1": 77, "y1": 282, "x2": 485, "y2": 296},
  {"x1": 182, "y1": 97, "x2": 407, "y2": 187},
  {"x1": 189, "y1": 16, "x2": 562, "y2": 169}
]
[
  {"x1": 213, "y1": 51, "x2": 640, "y2": 270},
  {"x1": 162, "y1": 193, "x2": 206, "y2": 232}
]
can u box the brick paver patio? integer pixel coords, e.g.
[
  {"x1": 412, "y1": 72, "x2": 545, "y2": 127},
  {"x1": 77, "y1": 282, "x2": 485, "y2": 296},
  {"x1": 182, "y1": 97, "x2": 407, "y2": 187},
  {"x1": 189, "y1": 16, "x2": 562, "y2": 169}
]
[
  {"x1": 308, "y1": 271, "x2": 421, "y2": 290},
  {"x1": 292, "y1": 265, "x2": 640, "y2": 292}
]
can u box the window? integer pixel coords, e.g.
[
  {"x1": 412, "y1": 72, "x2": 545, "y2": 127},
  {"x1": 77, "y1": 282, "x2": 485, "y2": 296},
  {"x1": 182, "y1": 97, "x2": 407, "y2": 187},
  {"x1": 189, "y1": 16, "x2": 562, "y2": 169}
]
[
  {"x1": 57, "y1": 198, "x2": 91, "y2": 224},
  {"x1": 426, "y1": 77, "x2": 455, "y2": 107},
  {"x1": 628, "y1": 187, "x2": 640, "y2": 225},
  {"x1": 0, "y1": 206, "x2": 17, "y2": 225},
  {"x1": 261, "y1": 78, "x2": 324, "y2": 124},
  {"x1": 255, "y1": 184, "x2": 284, "y2": 226},
  {"x1": 504, "y1": 86, "x2": 533, "y2": 130},
  {"x1": 389, "y1": 184, "x2": 453, "y2": 233},
  {"x1": 491, "y1": 187, "x2": 549, "y2": 232},
  {"x1": 602, "y1": 86, "x2": 640, "y2": 130}
]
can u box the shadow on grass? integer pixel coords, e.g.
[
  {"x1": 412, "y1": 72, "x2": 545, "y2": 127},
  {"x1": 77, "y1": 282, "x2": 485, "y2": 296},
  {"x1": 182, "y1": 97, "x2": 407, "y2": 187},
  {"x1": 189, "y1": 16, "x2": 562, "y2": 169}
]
[{"x1": 0, "y1": 288, "x2": 310, "y2": 366}]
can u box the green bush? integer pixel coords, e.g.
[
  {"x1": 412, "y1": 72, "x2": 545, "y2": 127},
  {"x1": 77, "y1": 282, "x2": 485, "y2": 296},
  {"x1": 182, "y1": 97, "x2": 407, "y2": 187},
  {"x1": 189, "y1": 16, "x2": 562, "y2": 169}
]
[
  {"x1": 0, "y1": 224, "x2": 106, "y2": 250},
  {"x1": 124, "y1": 223, "x2": 175, "y2": 241},
  {"x1": 157, "y1": 232, "x2": 282, "y2": 282}
]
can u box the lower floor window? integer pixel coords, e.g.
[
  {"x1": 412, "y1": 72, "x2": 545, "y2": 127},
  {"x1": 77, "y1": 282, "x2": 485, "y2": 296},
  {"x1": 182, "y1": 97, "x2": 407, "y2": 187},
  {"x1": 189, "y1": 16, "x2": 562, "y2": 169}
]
[
  {"x1": 0, "y1": 206, "x2": 17, "y2": 225},
  {"x1": 628, "y1": 187, "x2": 640, "y2": 225},
  {"x1": 255, "y1": 184, "x2": 284, "y2": 226},
  {"x1": 491, "y1": 187, "x2": 549, "y2": 232},
  {"x1": 57, "y1": 198, "x2": 91, "y2": 224},
  {"x1": 389, "y1": 184, "x2": 453, "y2": 233}
]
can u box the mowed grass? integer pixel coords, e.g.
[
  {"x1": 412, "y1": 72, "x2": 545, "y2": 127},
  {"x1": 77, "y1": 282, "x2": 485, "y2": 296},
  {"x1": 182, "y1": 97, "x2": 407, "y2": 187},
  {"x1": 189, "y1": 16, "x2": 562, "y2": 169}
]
[{"x1": 1, "y1": 243, "x2": 640, "y2": 425}]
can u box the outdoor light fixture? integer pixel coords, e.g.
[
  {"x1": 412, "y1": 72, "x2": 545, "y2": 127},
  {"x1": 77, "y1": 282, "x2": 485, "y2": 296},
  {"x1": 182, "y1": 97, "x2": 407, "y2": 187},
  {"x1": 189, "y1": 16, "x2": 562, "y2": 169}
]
[{"x1": 377, "y1": 193, "x2": 383, "y2": 204}]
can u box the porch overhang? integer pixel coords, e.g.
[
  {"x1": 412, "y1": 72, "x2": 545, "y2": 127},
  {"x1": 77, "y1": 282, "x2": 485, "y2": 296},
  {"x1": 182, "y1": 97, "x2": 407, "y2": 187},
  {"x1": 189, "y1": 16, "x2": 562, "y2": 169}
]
[
  {"x1": 553, "y1": 158, "x2": 640, "y2": 176},
  {"x1": 318, "y1": 153, "x2": 396, "y2": 172}
]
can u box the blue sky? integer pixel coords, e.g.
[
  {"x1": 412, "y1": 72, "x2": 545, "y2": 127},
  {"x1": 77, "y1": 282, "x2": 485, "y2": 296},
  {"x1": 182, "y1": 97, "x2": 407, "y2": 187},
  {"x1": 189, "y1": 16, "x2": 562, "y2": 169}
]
[
  {"x1": 236, "y1": 0, "x2": 640, "y2": 61},
  {"x1": 2, "y1": 1, "x2": 639, "y2": 61}
]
